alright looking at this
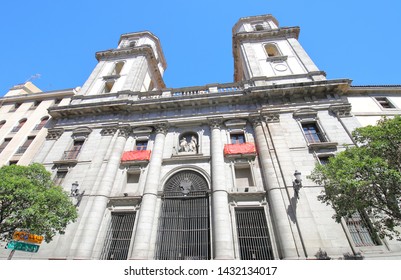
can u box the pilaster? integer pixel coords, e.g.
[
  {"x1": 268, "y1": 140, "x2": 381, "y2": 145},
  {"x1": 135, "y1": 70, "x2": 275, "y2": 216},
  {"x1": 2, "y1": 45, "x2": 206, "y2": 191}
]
[
  {"x1": 208, "y1": 117, "x2": 235, "y2": 259},
  {"x1": 130, "y1": 122, "x2": 168, "y2": 259}
]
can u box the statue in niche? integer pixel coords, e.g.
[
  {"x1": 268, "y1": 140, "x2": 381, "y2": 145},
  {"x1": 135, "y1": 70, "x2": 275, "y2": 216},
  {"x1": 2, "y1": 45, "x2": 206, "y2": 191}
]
[
  {"x1": 188, "y1": 136, "x2": 197, "y2": 152},
  {"x1": 179, "y1": 137, "x2": 188, "y2": 152},
  {"x1": 178, "y1": 134, "x2": 198, "y2": 153}
]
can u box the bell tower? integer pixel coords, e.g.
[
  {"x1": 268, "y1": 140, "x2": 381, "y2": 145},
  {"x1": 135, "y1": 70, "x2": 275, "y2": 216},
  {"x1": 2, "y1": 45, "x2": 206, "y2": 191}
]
[
  {"x1": 79, "y1": 31, "x2": 167, "y2": 96},
  {"x1": 232, "y1": 14, "x2": 326, "y2": 85}
]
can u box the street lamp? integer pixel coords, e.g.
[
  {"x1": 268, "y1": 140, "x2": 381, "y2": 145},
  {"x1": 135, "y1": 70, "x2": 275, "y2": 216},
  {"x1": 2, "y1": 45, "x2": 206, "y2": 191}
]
[
  {"x1": 293, "y1": 170, "x2": 302, "y2": 199},
  {"x1": 70, "y1": 181, "x2": 84, "y2": 207}
]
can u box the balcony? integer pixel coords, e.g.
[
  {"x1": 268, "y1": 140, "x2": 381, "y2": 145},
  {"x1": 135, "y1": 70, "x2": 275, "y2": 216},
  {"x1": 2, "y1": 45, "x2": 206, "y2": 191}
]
[
  {"x1": 53, "y1": 148, "x2": 81, "y2": 167},
  {"x1": 223, "y1": 143, "x2": 257, "y2": 159},
  {"x1": 121, "y1": 150, "x2": 151, "y2": 165},
  {"x1": 304, "y1": 132, "x2": 338, "y2": 151}
]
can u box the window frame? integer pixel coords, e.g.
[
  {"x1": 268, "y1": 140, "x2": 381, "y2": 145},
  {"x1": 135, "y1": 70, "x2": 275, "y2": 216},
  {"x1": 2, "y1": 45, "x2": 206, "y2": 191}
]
[
  {"x1": 374, "y1": 96, "x2": 397, "y2": 110},
  {"x1": 301, "y1": 122, "x2": 328, "y2": 144}
]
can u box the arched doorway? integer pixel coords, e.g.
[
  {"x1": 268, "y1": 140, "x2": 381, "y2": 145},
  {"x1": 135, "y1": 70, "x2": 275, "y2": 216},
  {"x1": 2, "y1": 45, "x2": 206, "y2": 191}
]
[{"x1": 155, "y1": 170, "x2": 210, "y2": 260}]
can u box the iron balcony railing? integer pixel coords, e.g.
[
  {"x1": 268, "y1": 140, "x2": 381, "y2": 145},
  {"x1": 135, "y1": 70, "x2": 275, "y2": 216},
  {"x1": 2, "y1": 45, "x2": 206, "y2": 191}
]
[
  {"x1": 61, "y1": 148, "x2": 81, "y2": 160},
  {"x1": 304, "y1": 132, "x2": 327, "y2": 143}
]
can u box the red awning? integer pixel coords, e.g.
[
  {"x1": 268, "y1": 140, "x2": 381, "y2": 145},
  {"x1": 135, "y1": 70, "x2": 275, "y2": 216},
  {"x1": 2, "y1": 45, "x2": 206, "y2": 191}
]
[
  {"x1": 223, "y1": 143, "x2": 256, "y2": 156},
  {"x1": 121, "y1": 150, "x2": 151, "y2": 162}
]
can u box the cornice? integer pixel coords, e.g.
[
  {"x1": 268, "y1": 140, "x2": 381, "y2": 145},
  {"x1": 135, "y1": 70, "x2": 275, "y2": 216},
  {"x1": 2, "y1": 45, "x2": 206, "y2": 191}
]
[
  {"x1": 233, "y1": 26, "x2": 300, "y2": 45},
  {"x1": 96, "y1": 45, "x2": 152, "y2": 60},
  {"x1": 47, "y1": 80, "x2": 351, "y2": 120},
  {"x1": 0, "y1": 88, "x2": 76, "y2": 104}
]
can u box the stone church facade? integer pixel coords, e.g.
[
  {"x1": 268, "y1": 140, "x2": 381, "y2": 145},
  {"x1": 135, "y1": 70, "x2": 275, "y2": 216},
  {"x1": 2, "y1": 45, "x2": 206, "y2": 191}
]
[{"x1": 1, "y1": 14, "x2": 401, "y2": 260}]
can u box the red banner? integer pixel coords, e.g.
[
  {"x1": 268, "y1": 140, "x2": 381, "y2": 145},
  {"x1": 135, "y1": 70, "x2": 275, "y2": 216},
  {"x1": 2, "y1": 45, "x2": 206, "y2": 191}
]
[
  {"x1": 223, "y1": 143, "x2": 256, "y2": 156},
  {"x1": 121, "y1": 150, "x2": 151, "y2": 162}
]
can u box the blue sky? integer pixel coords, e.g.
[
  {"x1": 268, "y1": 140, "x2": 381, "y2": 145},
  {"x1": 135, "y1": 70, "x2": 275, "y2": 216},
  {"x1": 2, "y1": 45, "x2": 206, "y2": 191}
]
[{"x1": 1, "y1": 0, "x2": 400, "y2": 96}]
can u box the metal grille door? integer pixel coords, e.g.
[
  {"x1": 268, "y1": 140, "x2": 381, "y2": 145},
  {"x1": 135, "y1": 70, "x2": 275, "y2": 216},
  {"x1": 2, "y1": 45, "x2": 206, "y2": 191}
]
[
  {"x1": 235, "y1": 208, "x2": 274, "y2": 260},
  {"x1": 155, "y1": 170, "x2": 210, "y2": 260},
  {"x1": 100, "y1": 212, "x2": 136, "y2": 260}
]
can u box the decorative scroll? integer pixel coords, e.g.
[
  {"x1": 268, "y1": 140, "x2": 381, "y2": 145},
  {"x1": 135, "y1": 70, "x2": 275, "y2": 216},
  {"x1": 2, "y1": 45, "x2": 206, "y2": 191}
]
[{"x1": 121, "y1": 150, "x2": 151, "y2": 162}]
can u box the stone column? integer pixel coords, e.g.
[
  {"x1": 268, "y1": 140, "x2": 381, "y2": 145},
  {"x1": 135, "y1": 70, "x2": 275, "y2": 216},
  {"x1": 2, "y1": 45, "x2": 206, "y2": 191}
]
[
  {"x1": 250, "y1": 115, "x2": 301, "y2": 259},
  {"x1": 130, "y1": 122, "x2": 168, "y2": 259},
  {"x1": 209, "y1": 118, "x2": 235, "y2": 259},
  {"x1": 74, "y1": 125, "x2": 130, "y2": 259}
]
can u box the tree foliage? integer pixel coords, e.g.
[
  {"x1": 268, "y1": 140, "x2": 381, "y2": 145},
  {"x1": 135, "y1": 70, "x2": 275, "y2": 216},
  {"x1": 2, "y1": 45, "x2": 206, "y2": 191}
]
[
  {"x1": 0, "y1": 163, "x2": 77, "y2": 242},
  {"x1": 309, "y1": 116, "x2": 401, "y2": 240}
]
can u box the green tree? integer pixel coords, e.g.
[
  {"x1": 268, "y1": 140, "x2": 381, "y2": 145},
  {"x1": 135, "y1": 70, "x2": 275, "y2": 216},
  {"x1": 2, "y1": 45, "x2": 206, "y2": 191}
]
[
  {"x1": 0, "y1": 163, "x2": 77, "y2": 242},
  {"x1": 309, "y1": 116, "x2": 401, "y2": 240}
]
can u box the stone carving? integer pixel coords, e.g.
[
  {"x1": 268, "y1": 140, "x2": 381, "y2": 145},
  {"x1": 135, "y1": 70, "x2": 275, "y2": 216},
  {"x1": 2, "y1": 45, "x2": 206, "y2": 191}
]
[
  {"x1": 100, "y1": 126, "x2": 118, "y2": 136},
  {"x1": 329, "y1": 104, "x2": 352, "y2": 118},
  {"x1": 154, "y1": 122, "x2": 169, "y2": 135},
  {"x1": 118, "y1": 125, "x2": 132, "y2": 138},
  {"x1": 208, "y1": 118, "x2": 223, "y2": 129},
  {"x1": 179, "y1": 178, "x2": 192, "y2": 195},
  {"x1": 46, "y1": 128, "x2": 64, "y2": 140},
  {"x1": 264, "y1": 113, "x2": 280, "y2": 123}
]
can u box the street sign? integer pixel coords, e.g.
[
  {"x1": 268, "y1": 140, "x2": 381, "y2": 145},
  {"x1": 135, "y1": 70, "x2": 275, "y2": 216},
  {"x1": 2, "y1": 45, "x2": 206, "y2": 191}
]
[
  {"x1": 13, "y1": 231, "x2": 44, "y2": 244},
  {"x1": 6, "y1": 240, "x2": 40, "y2": 253}
]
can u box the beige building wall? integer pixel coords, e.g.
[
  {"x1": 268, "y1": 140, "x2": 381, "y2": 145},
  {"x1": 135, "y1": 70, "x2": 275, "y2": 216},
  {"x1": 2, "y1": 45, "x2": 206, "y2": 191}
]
[{"x1": 0, "y1": 82, "x2": 76, "y2": 166}]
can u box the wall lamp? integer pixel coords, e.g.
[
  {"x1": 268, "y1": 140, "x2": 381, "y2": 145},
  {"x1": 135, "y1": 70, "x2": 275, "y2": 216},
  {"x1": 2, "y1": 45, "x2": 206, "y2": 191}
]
[{"x1": 293, "y1": 170, "x2": 302, "y2": 199}]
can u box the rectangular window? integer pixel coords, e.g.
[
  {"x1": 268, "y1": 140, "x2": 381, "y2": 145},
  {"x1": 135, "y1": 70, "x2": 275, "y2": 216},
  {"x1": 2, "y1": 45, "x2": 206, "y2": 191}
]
[
  {"x1": 54, "y1": 170, "x2": 68, "y2": 186},
  {"x1": 100, "y1": 212, "x2": 137, "y2": 260},
  {"x1": 302, "y1": 123, "x2": 325, "y2": 143},
  {"x1": 16, "y1": 136, "x2": 35, "y2": 154},
  {"x1": 9, "y1": 103, "x2": 21, "y2": 112},
  {"x1": 375, "y1": 97, "x2": 395, "y2": 109},
  {"x1": 235, "y1": 208, "x2": 274, "y2": 260},
  {"x1": 234, "y1": 166, "x2": 254, "y2": 192},
  {"x1": 0, "y1": 138, "x2": 12, "y2": 153},
  {"x1": 318, "y1": 155, "x2": 331, "y2": 165},
  {"x1": 125, "y1": 173, "x2": 140, "y2": 194},
  {"x1": 230, "y1": 133, "x2": 245, "y2": 144},
  {"x1": 29, "y1": 100, "x2": 41, "y2": 110},
  {"x1": 63, "y1": 140, "x2": 84, "y2": 160},
  {"x1": 135, "y1": 140, "x2": 148, "y2": 151},
  {"x1": 346, "y1": 212, "x2": 380, "y2": 247}
]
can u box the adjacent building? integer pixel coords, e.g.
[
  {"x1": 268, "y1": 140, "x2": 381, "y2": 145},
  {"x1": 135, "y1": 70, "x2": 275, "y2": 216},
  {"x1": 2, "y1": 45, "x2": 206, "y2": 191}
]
[
  {"x1": 1, "y1": 14, "x2": 400, "y2": 260},
  {"x1": 0, "y1": 82, "x2": 76, "y2": 166}
]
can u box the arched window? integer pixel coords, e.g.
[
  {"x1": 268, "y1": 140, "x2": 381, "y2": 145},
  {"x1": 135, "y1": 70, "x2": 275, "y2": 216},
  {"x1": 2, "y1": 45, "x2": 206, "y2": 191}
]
[
  {"x1": 112, "y1": 61, "x2": 125, "y2": 76},
  {"x1": 35, "y1": 116, "x2": 49, "y2": 130},
  {"x1": 155, "y1": 170, "x2": 210, "y2": 260},
  {"x1": 265, "y1": 43, "x2": 280, "y2": 57},
  {"x1": 12, "y1": 118, "x2": 27, "y2": 133},
  {"x1": 102, "y1": 81, "x2": 115, "y2": 93}
]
